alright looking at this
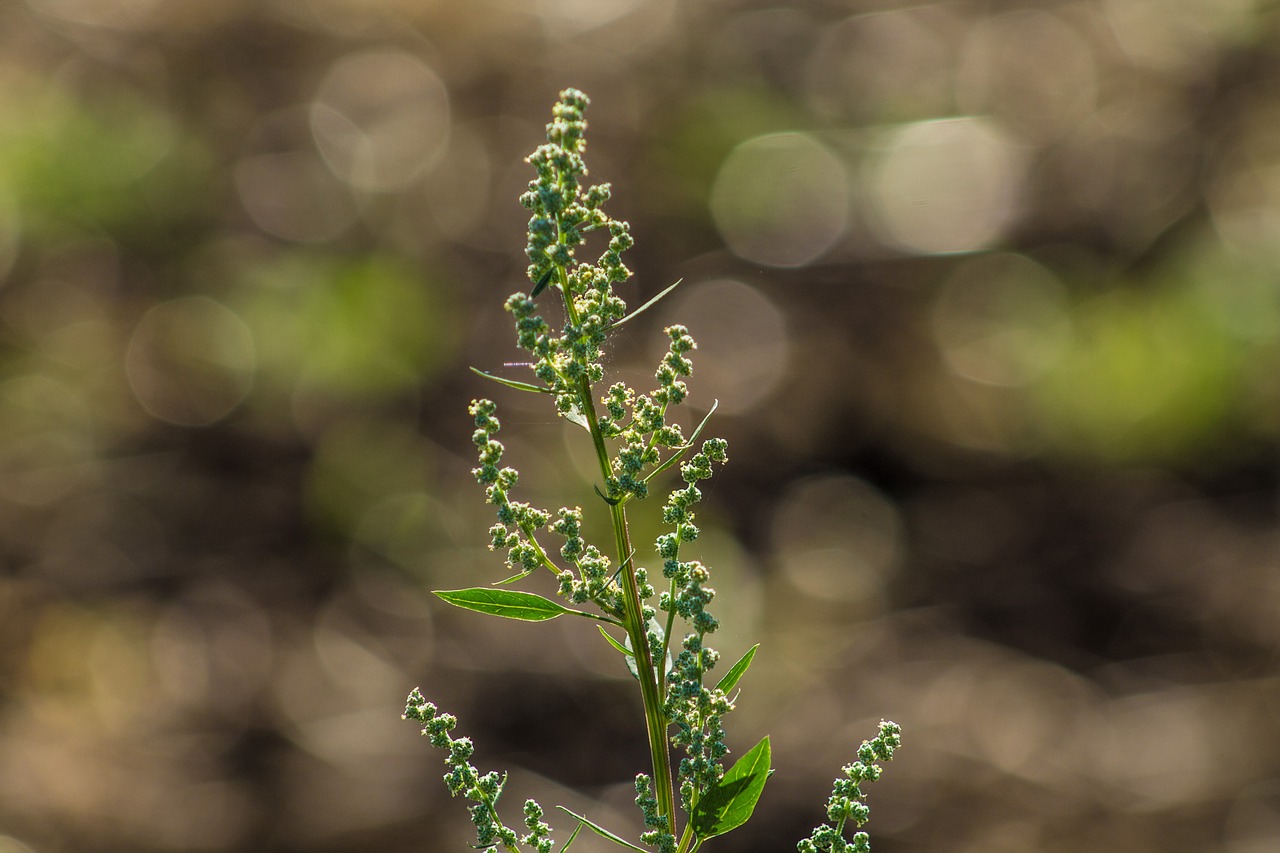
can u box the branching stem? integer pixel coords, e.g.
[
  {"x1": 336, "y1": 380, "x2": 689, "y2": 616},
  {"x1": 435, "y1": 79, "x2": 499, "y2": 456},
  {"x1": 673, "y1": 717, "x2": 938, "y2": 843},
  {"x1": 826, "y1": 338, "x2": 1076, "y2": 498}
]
[{"x1": 563, "y1": 290, "x2": 677, "y2": 841}]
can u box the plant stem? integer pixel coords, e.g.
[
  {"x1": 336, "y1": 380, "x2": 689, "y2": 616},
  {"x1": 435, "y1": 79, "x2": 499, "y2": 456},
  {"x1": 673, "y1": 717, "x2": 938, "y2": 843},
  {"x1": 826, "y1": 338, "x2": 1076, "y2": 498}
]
[
  {"x1": 574, "y1": 366, "x2": 677, "y2": 838},
  {"x1": 552, "y1": 186, "x2": 676, "y2": 841},
  {"x1": 609, "y1": 499, "x2": 677, "y2": 836}
]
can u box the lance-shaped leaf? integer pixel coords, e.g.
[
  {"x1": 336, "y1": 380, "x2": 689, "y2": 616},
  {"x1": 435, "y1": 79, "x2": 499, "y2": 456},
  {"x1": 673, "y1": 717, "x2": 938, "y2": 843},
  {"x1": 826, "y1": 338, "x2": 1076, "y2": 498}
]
[
  {"x1": 715, "y1": 643, "x2": 759, "y2": 694},
  {"x1": 493, "y1": 568, "x2": 536, "y2": 585},
  {"x1": 610, "y1": 278, "x2": 682, "y2": 329},
  {"x1": 470, "y1": 366, "x2": 552, "y2": 395},
  {"x1": 555, "y1": 807, "x2": 649, "y2": 852},
  {"x1": 530, "y1": 267, "x2": 556, "y2": 297},
  {"x1": 436, "y1": 588, "x2": 620, "y2": 626},
  {"x1": 597, "y1": 625, "x2": 633, "y2": 657},
  {"x1": 556, "y1": 821, "x2": 584, "y2": 852},
  {"x1": 690, "y1": 736, "x2": 772, "y2": 841},
  {"x1": 434, "y1": 588, "x2": 571, "y2": 622}
]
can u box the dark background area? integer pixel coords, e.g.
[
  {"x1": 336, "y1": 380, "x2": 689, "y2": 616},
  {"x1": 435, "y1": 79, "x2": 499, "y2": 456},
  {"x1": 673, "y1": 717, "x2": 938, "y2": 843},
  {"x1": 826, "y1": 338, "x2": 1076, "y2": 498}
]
[{"x1": 1, "y1": 1, "x2": 1279, "y2": 852}]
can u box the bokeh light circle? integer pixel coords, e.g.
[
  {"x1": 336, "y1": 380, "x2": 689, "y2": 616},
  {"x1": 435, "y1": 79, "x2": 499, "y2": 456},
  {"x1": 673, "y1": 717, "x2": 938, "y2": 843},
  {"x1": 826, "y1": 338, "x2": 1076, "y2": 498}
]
[
  {"x1": 310, "y1": 50, "x2": 450, "y2": 193},
  {"x1": 125, "y1": 296, "x2": 256, "y2": 427},
  {"x1": 957, "y1": 10, "x2": 1098, "y2": 143},
  {"x1": 710, "y1": 132, "x2": 848, "y2": 267},
  {"x1": 25, "y1": 0, "x2": 160, "y2": 30},
  {"x1": 235, "y1": 107, "x2": 358, "y2": 243},
  {"x1": 535, "y1": 0, "x2": 646, "y2": 33},
  {"x1": 0, "y1": 375, "x2": 94, "y2": 507},
  {"x1": 658, "y1": 279, "x2": 788, "y2": 416},
  {"x1": 864, "y1": 117, "x2": 1024, "y2": 255},
  {"x1": 931, "y1": 253, "x2": 1071, "y2": 386},
  {"x1": 418, "y1": 123, "x2": 492, "y2": 243},
  {"x1": 804, "y1": 8, "x2": 963, "y2": 124},
  {"x1": 770, "y1": 474, "x2": 903, "y2": 606}
]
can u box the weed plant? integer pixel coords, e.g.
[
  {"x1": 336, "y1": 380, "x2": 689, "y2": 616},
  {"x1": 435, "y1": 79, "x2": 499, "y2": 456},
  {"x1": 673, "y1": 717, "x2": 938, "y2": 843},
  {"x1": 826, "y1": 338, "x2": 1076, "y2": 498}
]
[{"x1": 404, "y1": 88, "x2": 900, "y2": 853}]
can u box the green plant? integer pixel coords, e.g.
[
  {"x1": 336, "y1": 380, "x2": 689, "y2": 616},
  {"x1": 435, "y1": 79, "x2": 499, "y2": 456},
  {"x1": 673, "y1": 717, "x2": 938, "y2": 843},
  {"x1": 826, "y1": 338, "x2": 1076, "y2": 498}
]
[{"x1": 404, "y1": 88, "x2": 900, "y2": 853}]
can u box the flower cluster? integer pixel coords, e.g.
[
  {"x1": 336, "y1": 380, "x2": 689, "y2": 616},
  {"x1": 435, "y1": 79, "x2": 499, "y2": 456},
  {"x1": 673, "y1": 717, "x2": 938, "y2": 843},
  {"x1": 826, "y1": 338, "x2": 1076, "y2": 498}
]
[
  {"x1": 667, "y1": 634, "x2": 731, "y2": 809},
  {"x1": 471, "y1": 401, "x2": 625, "y2": 614},
  {"x1": 635, "y1": 774, "x2": 677, "y2": 853},
  {"x1": 404, "y1": 688, "x2": 551, "y2": 852},
  {"x1": 470, "y1": 398, "x2": 552, "y2": 574},
  {"x1": 797, "y1": 721, "x2": 903, "y2": 853},
  {"x1": 556, "y1": 536, "x2": 625, "y2": 615},
  {"x1": 659, "y1": 437, "x2": 728, "y2": 555},
  {"x1": 596, "y1": 325, "x2": 699, "y2": 502},
  {"x1": 513, "y1": 87, "x2": 633, "y2": 425},
  {"x1": 470, "y1": 89, "x2": 730, "y2": 629},
  {"x1": 649, "y1": 435, "x2": 734, "y2": 812},
  {"x1": 520, "y1": 800, "x2": 555, "y2": 853}
]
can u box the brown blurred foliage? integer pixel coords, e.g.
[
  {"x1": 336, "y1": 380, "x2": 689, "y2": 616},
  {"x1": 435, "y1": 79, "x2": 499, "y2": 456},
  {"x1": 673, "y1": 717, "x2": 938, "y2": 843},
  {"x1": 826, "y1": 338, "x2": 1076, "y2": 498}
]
[{"x1": 1, "y1": 1, "x2": 1279, "y2": 852}]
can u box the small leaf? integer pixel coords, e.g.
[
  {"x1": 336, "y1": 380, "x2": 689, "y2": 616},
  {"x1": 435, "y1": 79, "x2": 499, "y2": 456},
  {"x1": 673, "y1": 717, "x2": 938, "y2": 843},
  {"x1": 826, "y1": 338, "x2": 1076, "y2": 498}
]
[
  {"x1": 598, "y1": 625, "x2": 634, "y2": 657},
  {"x1": 608, "y1": 549, "x2": 636, "y2": 585},
  {"x1": 493, "y1": 568, "x2": 536, "y2": 585},
  {"x1": 470, "y1": 366, "x2": 552, "y2": 395},
  {"x1": 555, "y1": 807, "x2": 649, "y2": 852},
  {"x1": 531, "y1": 267, "x2": 555, "y2": 297},
  {"x1": 685, "y1": 400, "x2": 720, "y2": 446},
  {"x1": 556, "y1": 821, "x2": 584, "y2": 852},
  {"x1": 715, "y1": 643, "x2": 760, "y2": 694},
  {"x1": 611, "y1": 278, "x2": 682, "y2": 329},
  {"x1": 563, "y1": 405, "x2": 591, "y2": 431},
  {"x1": 434, "y1": 588, "x2": 570, "y2": 622},
  {"x1": 691, "y1": 736, "x2": 772, "y2": 841}
]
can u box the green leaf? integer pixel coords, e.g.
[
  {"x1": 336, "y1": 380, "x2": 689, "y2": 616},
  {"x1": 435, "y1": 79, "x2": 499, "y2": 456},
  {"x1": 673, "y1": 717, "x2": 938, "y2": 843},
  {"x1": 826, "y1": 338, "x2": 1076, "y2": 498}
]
[
  {"x1": 691, "y1": 736, "x2": 772, "y2": 841},
  {"x1": 611, "y1": 278, "x2": 682, "y2": 329},
  {"x1": 434, "y1": 588, "x2": 570, "y2": 622},
  {"x1": 530, "y1": 267, "x2": 555, "y2": 297},
  {"x1": 598, "y1": 625, "x2": 634, "y2": 657},
  {"x1": 563, "y1": 404, "x2": 591, "y2": 431},
  {"x1": 555, "y1": 807, "x2": 649, "y2": 852},
  {"x1": 435, "y1": 588, "x2": 622, "y2": 626},
  {"x1": 493, "y1": 568, "x2": 536, "y2": 585},
  {"x1": 685, "y1": 400, "x2": 719, "y2": 445},
  {"x1": 470, "y1": 366, "x2": 552, "y2": 394},
  {"x1": 715, "y1": 643, "x2": 759, "y2": 694},
  {"x1": 556, "y1": 821, "x2": 584, "y2": 852}
]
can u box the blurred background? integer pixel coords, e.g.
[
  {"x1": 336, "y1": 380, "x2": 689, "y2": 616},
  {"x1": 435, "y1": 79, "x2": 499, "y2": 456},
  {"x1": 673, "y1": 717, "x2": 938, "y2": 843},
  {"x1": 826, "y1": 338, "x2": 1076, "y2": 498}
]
[{"x1": 1, "y1": 0, "x2": 1278, "y2": 851}]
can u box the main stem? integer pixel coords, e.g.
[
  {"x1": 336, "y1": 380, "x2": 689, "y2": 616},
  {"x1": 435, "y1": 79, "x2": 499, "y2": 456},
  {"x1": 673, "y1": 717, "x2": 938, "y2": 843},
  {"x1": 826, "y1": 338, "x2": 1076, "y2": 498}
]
[
  {"x1": 613, "y1": 501, "x2": 678, "y2": 828},
  {"x1": 557, "y1": 267, "x2": 677, "y2": 839},
  {"x1": 579, "y1": 373, "x2": 677, "y2": 838}
]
